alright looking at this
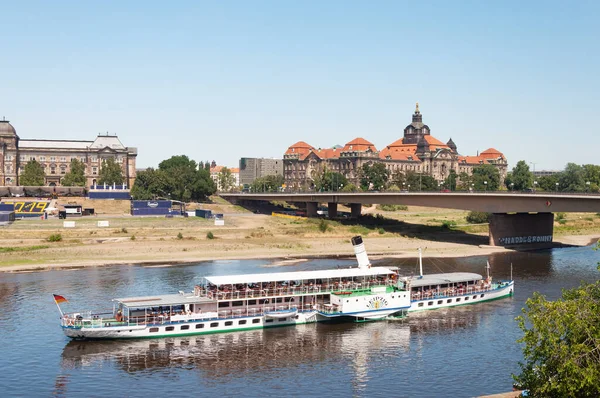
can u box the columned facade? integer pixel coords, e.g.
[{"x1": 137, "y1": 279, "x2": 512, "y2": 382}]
[{"x1": 0, "y1": 120, "x2": 137, "y2": 188}]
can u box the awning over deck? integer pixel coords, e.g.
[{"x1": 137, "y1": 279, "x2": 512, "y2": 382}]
[
  {"x1": 114, "y1": 293, "x2": 214, "y2": 308},
  {"x1": 407, "y1": 272, "x2": 483, "y2": 288},
  {"x1": 202, "y1": 267, "x2": 394, "y2": 286}
]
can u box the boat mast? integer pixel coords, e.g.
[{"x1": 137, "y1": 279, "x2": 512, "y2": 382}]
[
  {"x1": 486, "y1": 261, "x2": 491, "y2": 280},
  {"x1": 418, "y1": 248, "x2": 423, "y2": 278}
]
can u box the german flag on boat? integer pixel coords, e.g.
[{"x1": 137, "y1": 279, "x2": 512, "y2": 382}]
[{"x1": 53, "y1": 294, "x2": 68, "y2": 304}]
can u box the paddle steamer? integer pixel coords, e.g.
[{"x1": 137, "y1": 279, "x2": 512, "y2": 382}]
[{"x1": 57, "y1": 237, "x2": 411, "y2": 339}]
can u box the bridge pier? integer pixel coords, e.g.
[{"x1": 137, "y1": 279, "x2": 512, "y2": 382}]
[
  {"x1": 306, "y1": 202, "x2": 318, "y2": 218},
  {"x1": 489, "y1": 213, "x2": 554, "y2": 248},
  {"x1": 350, "y1": 203, "x2": 362, "y2": 219},
  {"x1": 328, "y1": 202, "x2": 338, "y2": 219}
]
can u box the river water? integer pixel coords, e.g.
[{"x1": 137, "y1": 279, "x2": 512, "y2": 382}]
[{"x1": 0, "y1": 245, "x2": 598, "y2": 397}]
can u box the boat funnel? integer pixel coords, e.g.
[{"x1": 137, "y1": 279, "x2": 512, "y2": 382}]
[{"x1": 351, "y1": 236, "x2": 371, "y2": 269}]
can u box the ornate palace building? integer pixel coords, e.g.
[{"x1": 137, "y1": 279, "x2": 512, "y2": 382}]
[
  {"x1": 0, "y1": 119, "x2": 137, "y2": 188},
  {"x1": 283, "y1": 104, "x2": 507, "y2": 189}
]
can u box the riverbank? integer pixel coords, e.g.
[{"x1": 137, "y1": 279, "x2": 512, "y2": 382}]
[{"x1": 0, "y1": 208, "x2": 597, "y2": 273}]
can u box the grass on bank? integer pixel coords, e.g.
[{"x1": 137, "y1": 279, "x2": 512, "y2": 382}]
[{"x1": 0, "y1": 245, "x2": 50, "y2": 253}]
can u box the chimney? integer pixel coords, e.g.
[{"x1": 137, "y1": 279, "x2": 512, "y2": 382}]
[{"x1": 351, "y1": 236, "x2": 371, "y2": 269}]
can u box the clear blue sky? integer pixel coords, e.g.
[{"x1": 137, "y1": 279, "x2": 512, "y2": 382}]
[{"x1": 1, "y1": 1, "x2": 598, "y2": 171}]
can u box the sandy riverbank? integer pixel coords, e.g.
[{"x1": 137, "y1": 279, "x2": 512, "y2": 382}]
[{"x1": 0, "y1": 211, "x2": 597, "y2": 273}]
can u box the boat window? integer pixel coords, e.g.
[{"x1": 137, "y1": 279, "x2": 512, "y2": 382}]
[
  {"x1": 232, "y1": 301, "x2": 244, "y2": 307},
  {"x1": 265, "y1": 319, "x2": 274, "y2": 323},
  {"x1": 275, "y1": 298, "x2": 283, "y2": 303},
  {"x1": 480, "y1": 294, "x2": 485, "y2": 298},
  {"x1": 456, "y1": 298, "x2": 461, "y2": 302},
  {"x1": 181, "y1": 325, "x2": 190, "y2": 330},
  {"x1": 225, "y1": 321, "x2": 233, "y2": 326},
  {"x1": 248, "y1": 300, "x2": 257, "y2": 305},
  {"x1": 210, "y1": 322, "x2": 219, "y2": 328},
  {"x1": 418, "y1": 302, "x2": 424, "y2": 307},
  {"x1": 149, "y1": 327, "x2": 159, "y2": 333},
  {"x1": 428, "y1": 301, "x2": 433, "y2": 306},
  {"x1": 437, "y1": 300, "x2": 442, "y2": 305},
  {"x1": 356, "y1": 299, "x2": 359, "y2": 302},
  {"x1": 166, "y1": 326, "x2": 174, "y2": 331},
  {"x1": 196, "y1": 324, "x2": 204, "y2": 329},
  {"x1": 252, "y1": 319, "x2": 260, "y2": 324},
  {"x1": 239, "y1": 320, "x2": 247, "y2": 325},
  {"x1": 218, "y1": 302, "x2": 229, "y2": 308},
  {"x1": 473, "y1": 295, "x2": 477, "y2": 299},
  {"x1": 284, "y1": 297, "x2": 293, "y2": 302},
  {"x1": 278, "y1": 318, "x2": 287, "y2": 322},
  {"x1": 447, "y1": 299, "x2": 452, "y2": 303},
  {"x1": 464, "y1": 297, "x2": 469, "y2": 301}
]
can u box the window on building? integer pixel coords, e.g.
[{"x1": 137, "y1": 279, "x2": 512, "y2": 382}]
[
  {"x1": 92, "y1": 167, "x2": 97, "y2": 175},
  {"x1": 39, "y1": 156, "x2": 45, "y2": 161},
  {"x1": 20, "y1": 155, "x2": 26, "y2": 161},
  {"x1": 60, "y1": 166, "x2": 66, "y2": 174},
  {"x1": 50, "y1": 167, "x2": 56, "y2": 174},
  {"x1": 5, "y1": 155, "x2": 12, "y2": 161},
  {"x1": 91, "y1": 156, "x2": 98, "y2": 162}
]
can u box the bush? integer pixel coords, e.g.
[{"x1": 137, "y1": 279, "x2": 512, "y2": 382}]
[
  {"x1": 47, "y1": 234, "x2": 62, "y2": 242},
  {"x1": 318, "y1": 218, "x2": 329, "y2": 233},
  {"x1": 206, "y1": 231, "x2": 214, "y2": 239},
  {"x1": 555, "y1": 212, "x2": 566, "y2": 221},
  {"x1": 130, "y1": 235, "x2": 136, "y2": 241},
  {"x1": 121, "y1": 227, "x2": 128, "y2": 233},
  {"x1": 377, "y1": 204, "x2": 408, "y2": 211},
  {"x1": 466, "y1": 211, "x2": 491, "y2": 224},
  {"x1": 378, "y1": 228, "x2": 385, "y2": 234},
  {"x1": 441, "y1": 220, "x2": 456, "y2": 229},
  {"x1": 177, "y1": 232, "x2": 183, "y2": 240}
]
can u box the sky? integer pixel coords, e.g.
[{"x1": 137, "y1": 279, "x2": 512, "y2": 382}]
[{"x1": 1, "y1": 1, "x2": 599, "y2": 171}]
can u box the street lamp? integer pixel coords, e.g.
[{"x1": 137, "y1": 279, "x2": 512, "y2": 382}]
[
  {"x1": 586, "y1": 181, "x2": 591, "y2": 192},
  {"x1": 555, "y1": 182, "x2": 559, "y2": 192},
  {"x1": 407, "y1": 184, "x2": 410, "y2": 192},
  {"x1": 510, "y1": 182, "x2": 514, "y2": 191},
  {"x1": 534, "y1": 181, "x2": 538, "y2": 192},
  {"x1": 484, "y1": 181, "x2": 488, "y2": 192},
  {"x1": 470, "y1": 183, "x2": 474, "y2": 192}
]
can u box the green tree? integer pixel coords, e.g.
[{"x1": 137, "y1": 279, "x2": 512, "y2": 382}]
[
  {"x1": 583, "y1": 164, "x2": 600, "y2": 192},
  {"x1": 61, "y1": 159, "x2": 87, "y2": 187},
  {"x1": 359, "y1": 163, "x2": 389, "y2": 191},
  {"x1": 514, "y1": 274, "x2": 600, "y2": 396},
  {"x1": 98, "y1": 158, "x2": 124, "y2": 185},
  {"x1": 537, "y1": 174, "x2": 561, "y2": 192},
  {"x1": 559, "y1": 163, "x2": 585, "y2": 192},
  {"x1": 313, "y1": 167, "x2": 348, "y2": 192},
  {"x1": 505, "y1": 160, "x2": 533, "y2": 191},
  {"x1": 443, "y1": 169, "x2": 458, "y2": 191},
  {"x1": 217, "y1": 167, "x2": 235, "y2": 192},
  {"x1": 20, "y1": 160, "x2": 45, "y2": 186},
  {"x1": 405, "y1": 172, "x2": 438, "y2": 191},
  {"x1": 341, "y1": 183, "x2": 359, "y2": 192},
  {"x1": 250, "y1": 174, "x2": 285, "y2": 192},
  {"x1": 158, "y1": 155, "x2": 216, "y2": 201},
  {"x1": 131, "y1": 168, "x2": 168, "y2": 200},
  {"x1": 457, "y1": 171, "x2": 473, "y2": 191},
  {"x1": 471, "y1": 164, "x2": 500, "y2": 191}
]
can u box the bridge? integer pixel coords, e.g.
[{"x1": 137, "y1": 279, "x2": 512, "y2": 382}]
[{"x1": 221, "y1": 192, "x2": 600, "y2": 248}]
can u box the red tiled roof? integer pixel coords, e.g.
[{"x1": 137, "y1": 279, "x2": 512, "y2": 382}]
[
  {"x1": 379, "y1": 147, "x2": 421, "y2": 162},
  {"x1": 311, "y1": 147, "x2": 340, "y2": 159},
  {"x1": 341, "y1": 137, "x2": 377, "y2": 152},
  {"x1": 423, "y1": 135, "x2": 450, "y2": 149},
  {"x1": 285, "y1": 141, "x2": 315, "y2": 159},
  {"x1": 479, "y1": 148, "x2": 505, "y2": 159}
]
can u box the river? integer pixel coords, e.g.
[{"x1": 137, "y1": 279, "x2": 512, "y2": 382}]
[{"x1": 0, "y1": 245, "x2": 598, "y2": 397}]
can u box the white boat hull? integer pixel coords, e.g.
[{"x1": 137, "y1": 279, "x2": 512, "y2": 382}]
[
  {"x1": 63, "y1": 311, "x2": 320, "y2": 339},
  {"x1": 408, "y1": 281, "x2": 514, "y2": 312}
]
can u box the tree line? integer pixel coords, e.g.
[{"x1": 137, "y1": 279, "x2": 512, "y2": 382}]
[{"x1": 505, "y1": 161, "x2": 600, "y2": 192}]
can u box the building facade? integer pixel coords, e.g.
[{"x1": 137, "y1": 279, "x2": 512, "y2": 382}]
[
  {"x1": 283, "y1": 104, "x2": 507, "y2": 189},
  {"x1": 0, "y1": 119, "x2": 137, "y2": 188},
  {"x1": 210, "y1": 165, "x2": 240, "y2": 191},
  {"x1": 239, "y1": 157, "x2": 284, "y2": 186}
]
